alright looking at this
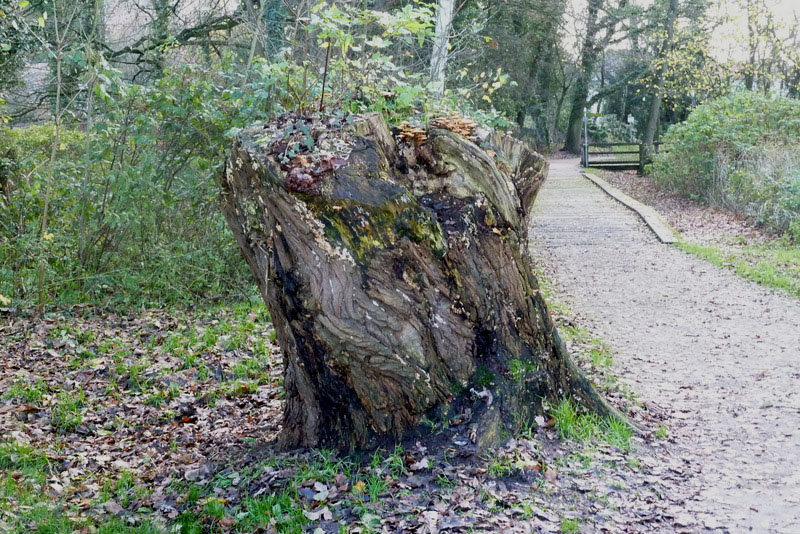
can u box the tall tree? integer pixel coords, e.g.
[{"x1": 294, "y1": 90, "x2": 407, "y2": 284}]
[
  {"x1": 779, "y1": 15, "x2": 800, "y2": 97},
  {"x1": 642, "y1": 0, "x2": 679, "y2": 154},
  {"x1": 564, "y1": 0, "x2": 631, "y2": 153},
  {"x1": 37, "y1": 0, "x2": 83, "y2": 314},
  {"x1": 150, "y1": 0, "x2": 171, "y2": 76},
  {"x1": 739, "y1": 0, "x2": 798, "y2": 95},
  {"x1": 243, "y1": 0, "x2": 267, "y2": 74},
  {"x1": 430, "y1": 0, "x2": 455, "y2": 97},
  {"x1": 473, "y1": 0, "x2": 568, "y2": 149}
]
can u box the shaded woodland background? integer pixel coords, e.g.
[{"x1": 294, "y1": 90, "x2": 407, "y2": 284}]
[{"x1": 1, "y1": 0, "x2": 799, "y2": 312}]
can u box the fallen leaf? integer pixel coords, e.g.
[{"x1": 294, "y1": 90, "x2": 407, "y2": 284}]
[
  {"x1": 312, "y1": 482, "x2": 329, "y2": 501},
  {"x1": 410, "y1": 457, "x2": 430, "y2": 471},
  {"x1": 304, "y1": 506, "x2": 332, "y2": 521},
  {"x1": 544, "y1": 468, "x2": 557, "y2": 482},
  {"x1": 104, "y1": 501, "x2": 126, "y2": 516},
  {"x1": 352, "y1": 480, "x2": 366, "y2": 495}
]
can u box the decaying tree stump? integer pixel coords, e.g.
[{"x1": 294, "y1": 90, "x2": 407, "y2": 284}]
[{"x1": 220, "y1": 113, "x2": 615, "y2": 450}]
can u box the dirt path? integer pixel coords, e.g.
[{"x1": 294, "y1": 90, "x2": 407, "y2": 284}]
[{"x1": 531, "y1": 159, "x2": 800, "y2": 533}]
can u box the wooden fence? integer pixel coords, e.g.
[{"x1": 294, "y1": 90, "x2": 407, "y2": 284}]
[{"x1": 580, "y1": 142, "x2": 666, "y2": 173}]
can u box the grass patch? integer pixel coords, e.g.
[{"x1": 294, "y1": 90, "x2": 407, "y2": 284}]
[
  {"x1": 0, "y1": 441, "x2": 50, "y2": 472},
  {"x1": 100, "y1": 470, "x2": 149, "y2": 508},
  {"x1": 588, "y1": 348, "x2": 612, "y2": 368},
  {"x1": 552, "y1": 399, "x2": 633, "y2": 451},
  {"x1": 507, "y1": 359, "x2": 538, "y2": 384},
  {"x1": 4, "y1": 378, "x2": 50, "y2": 404},
  {"x1": 0, "y1": 303, "x2": 297, "y2": 534},
  {"x1": 0, "y1": 441, "x2": 69, "y2": 534},
  {"x1": 232, "y1": 354, "x2": 271, "y2": 380},
  {"x1": 559, "y1": 323, "x2": 627, "y2": 400},
  {"x1": 50, "y1": 389, "x2": 87, "y2": 430},
  {"x1": 676, "y1": 240, "x2": 800, "y2": 297},
  {"x1": 364, "y1": 473, "x2": 388, "y2": 502},
  {"x1": 435, "y1": 473, "x2": 456, "y2": 488},
  {"x1": 561, "y1": 518, "x2": 580, "y2": 534},
  {"x1": 487, "y1": 454, "x2": 516, "y2": 478},
  {"x1": 0, "y1": 441, "x2": 311, "y2": 534},
  {"x1": 238, "y1": 491, "x2": 307, "y2": 533},
  {"x1": 146, "y1": 383, "x2": 180, "y2": 407},
  {"x1": 535, "y1": 266, "x2": 640, "y2": 453}
]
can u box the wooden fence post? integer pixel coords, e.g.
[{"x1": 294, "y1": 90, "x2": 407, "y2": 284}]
[{"x1": 638, "y1": 144, "x2": 645, "y2": 174}]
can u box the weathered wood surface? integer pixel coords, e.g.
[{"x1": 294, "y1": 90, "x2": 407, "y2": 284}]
[{"x1": 220, "y1": 113, "x2": 612, "y2": 450}]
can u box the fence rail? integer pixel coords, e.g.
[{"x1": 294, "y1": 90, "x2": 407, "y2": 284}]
[{"x1": 580, "y1": 142, "x2": 666, "y2": 173}]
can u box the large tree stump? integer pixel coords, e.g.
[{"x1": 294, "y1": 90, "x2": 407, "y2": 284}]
[{"x1": 220, "y1": 113, "x2": 614, "y2": 450}]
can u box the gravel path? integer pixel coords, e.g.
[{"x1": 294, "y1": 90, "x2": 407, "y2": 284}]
[{"x1": 530, "y1": 159, "x2": 800, "y2": 533}]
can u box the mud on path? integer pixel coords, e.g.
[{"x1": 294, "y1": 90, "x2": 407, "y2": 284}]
[{"x1": 531, "y1": 159, "x2": 800, "y2": 533}]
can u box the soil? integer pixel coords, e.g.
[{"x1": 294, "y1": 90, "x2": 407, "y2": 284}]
[{"x1": 531, "y1": 159, "x2": 800, "y2": 533}]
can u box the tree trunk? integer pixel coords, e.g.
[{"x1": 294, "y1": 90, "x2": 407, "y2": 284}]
[
  {"x1": 744, "y1": 0, "x2": 756, "y2": 91},
  {"x1": 564, "y1": 0, "x2": 603, "y2": 154},
  {"x1": 244, "y1": 0, "x2": 267, "y2": 76},
  {"x1": 220, "y1": 113, "x2": 615, "y2": 451},
  {"x1": 642, "y1": 0, "x2": 679, "y2": 158},
  {"x1": 150, "y1": 0, "x2": 171, "y2": 76},
  {"x1": 430, "y1": 0, "x2": 455, "y2": 97}
]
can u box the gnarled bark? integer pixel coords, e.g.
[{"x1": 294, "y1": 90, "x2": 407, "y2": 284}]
[{"x1": 220, "y1": 113, "x2": 614, "y2": 451}]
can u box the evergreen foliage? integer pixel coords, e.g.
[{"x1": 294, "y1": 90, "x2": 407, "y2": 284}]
[{"x1": 651, "y1": 92, "x2": 800, "y2": 237}]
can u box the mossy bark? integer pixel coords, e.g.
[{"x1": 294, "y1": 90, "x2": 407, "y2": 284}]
[{"x1": 220, "y1": 113, "x2": 614, "y2": 451}]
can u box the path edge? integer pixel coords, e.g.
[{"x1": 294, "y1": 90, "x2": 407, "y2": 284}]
[{"x1": 581, "y1": 171, "x2": 679, "y2": 244}]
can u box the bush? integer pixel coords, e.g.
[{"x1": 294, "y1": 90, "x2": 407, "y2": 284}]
[
  {"x1": 587, "y1": 113, "x2": 636, "y2": 143},
  {"x1": 650, "y1": 92, "x2": 800, "y2": 238},
  {"x1": 0, "y1": 62, "x2": 260, "y2": 310}
]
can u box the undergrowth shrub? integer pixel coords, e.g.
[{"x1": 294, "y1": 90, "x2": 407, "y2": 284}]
[
  {"x1": 587, "y1": 113, "x2": 636, "y2": 143},
  {"x1": 650, "y1": 92, "x2": 800, "y2": 238},
  {"x1": 0, "y1": 61, "x2": 260, "y2": 310}
]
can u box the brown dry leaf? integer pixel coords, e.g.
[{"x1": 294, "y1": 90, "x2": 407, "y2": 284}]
[
  {"x1": 410, "y1": 457, "x2": 430, "y2": 471},
  {"x1": 352, "y1": 480, "x2": 366, "y2": 494},
  {"x1": 304, "y1": 506, "x2": 333, "y2": 521},
  {"x1": 422, "y1": 510, "x2": 440, "y2": 533},
  {"x1": 544, "y1": 468, "x2": 558, "y2": 482},
  {"x1": 104, "y1": 501, "x2": 126, "y2": 516},
  {"x1": 312, "y1": 481, "x2": 329, "y2": 501}
]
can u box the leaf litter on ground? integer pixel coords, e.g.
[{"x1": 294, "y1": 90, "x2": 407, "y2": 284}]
[{"x1": 1, "y1": 299, "x2": 698, "y2": 533}]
